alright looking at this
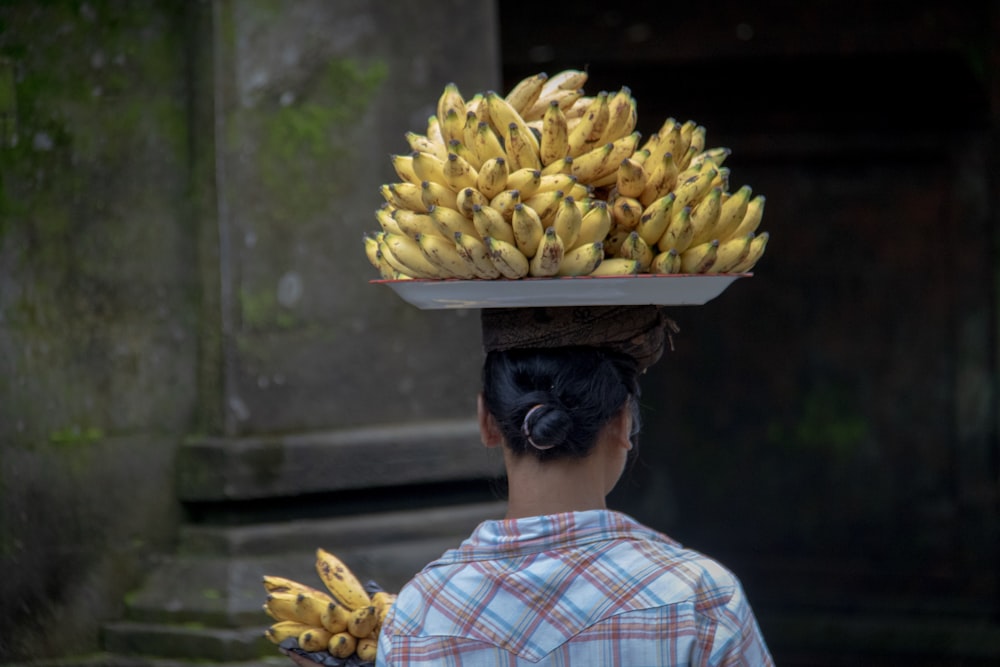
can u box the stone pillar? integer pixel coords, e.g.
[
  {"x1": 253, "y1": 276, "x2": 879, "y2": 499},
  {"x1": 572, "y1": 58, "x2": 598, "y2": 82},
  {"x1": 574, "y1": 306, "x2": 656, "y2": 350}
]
[{"x1": 205, "y1": 0, "x2": 501, "y2": 436}]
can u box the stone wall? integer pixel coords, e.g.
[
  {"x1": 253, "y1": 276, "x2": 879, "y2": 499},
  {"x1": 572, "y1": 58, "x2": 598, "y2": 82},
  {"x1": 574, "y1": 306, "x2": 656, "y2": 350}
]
[{"x1": 0, "y1": 1, "x2": 500, "y2": 662}]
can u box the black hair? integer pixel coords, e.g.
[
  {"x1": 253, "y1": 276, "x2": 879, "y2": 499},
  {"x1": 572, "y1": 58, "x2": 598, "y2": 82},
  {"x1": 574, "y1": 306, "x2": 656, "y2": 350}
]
[{"x1": 481, "y1": 346, "x2": 643, "y2": 461}]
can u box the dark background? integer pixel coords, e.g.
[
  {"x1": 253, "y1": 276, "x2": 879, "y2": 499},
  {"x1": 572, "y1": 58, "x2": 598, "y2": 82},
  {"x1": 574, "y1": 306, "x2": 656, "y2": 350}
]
[{"x1": 498, "y1": 1, "x2": 999, "y2": 664}]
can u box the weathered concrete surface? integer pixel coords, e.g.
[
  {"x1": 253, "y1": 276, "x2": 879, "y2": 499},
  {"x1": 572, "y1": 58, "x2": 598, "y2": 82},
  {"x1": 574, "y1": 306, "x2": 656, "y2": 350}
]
[
  {"x1": 0, "y1": 0, "x2": 501, "y2": 664},
  {"x1": 211, "y1": 0, "x2": 501, "y2": 435}
]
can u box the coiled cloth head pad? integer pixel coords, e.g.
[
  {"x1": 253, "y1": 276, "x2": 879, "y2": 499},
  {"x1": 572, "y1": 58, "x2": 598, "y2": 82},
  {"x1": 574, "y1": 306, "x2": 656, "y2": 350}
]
[{"x1": 480, "y1": 305, "x2": 678, "y2": 372}]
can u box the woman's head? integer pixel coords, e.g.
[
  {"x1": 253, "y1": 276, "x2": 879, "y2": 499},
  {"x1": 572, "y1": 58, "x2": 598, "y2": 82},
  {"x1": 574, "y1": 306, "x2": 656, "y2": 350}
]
[{"x1": 480, "y1": 346, "x2": 642, "y2": 461}]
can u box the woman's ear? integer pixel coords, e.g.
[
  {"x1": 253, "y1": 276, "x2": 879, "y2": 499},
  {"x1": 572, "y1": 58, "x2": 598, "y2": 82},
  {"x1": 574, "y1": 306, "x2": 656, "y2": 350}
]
[
  {"x1": 477, "y1": 393, "x2": 504, "y2": 448},
  {"x1": 615, "y1": 404, "x2": 633, "y2": 451}
]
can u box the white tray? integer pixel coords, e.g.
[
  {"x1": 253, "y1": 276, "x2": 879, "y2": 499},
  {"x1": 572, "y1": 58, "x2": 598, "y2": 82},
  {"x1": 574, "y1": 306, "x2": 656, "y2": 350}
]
[{"x1": 372, "y1": 274, "x2": 750, "y2": 309}]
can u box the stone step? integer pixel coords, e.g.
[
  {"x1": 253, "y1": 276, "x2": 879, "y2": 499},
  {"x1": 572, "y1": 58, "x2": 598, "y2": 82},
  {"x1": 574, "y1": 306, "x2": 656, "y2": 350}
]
[
  {"x1": 177, "y1": 419, "x2": 501, "y2": 502},
  {"x1": 100, "y1": 622, "x2": 274, "y2": 664},
  {"x1": 178, "y1": 500, "x2": 507, "y2": 556},
  {"x1": 106, "y1": 501, "x2": 506, "y2": 661}
]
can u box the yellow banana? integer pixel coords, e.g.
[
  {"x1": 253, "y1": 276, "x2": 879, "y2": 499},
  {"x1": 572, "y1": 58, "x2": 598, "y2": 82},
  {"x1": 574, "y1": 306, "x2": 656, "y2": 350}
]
[
  {"x1": 636, "y1": 192, "x2": 676, "y2": 247},
  {"x1": 540, "y1": 69, "x2": 588, "y2": 98},
  {"x1": 539, "y1": 100, "x2": 569, "y2": 166},
  {"x1": 525, "y1": 85, "x2": 584, "y2": 121},
  {"x1": 729, "y1": 194, "x2": 766, "y2": 239},
  {"x1": 642, "y1": 119, "x2": 680, "y2": 171},
  {"x1": 675, "y1": 119, "x2": 699, "y2": 168},
  {"x1": 372, "y1": 591, "x2": 398, "y2": 625},
  {"x1": 405, "y1": 131, "x2": 447, "y2": 160},
  {"x1": 504, "y1": 121, "x2": 541, "y2": 171},
  {"x1": 506, "y1": 168, "x2": 542, "y2": 199},
  {"x1": 574, "y1": 200, "x2": 611, "y2": 249},
  {"x1": 410, "y1": 150, "x2": 448, "y2": 186},
  {"x1": 472, "y1": 203, "x2": 515, "y2": 245},
  {"x1": 264, "y1": 592, "x2": 311, "y2": 624},
  {"x1": 638, "y1": 151, "x2": 680, "y2": 207},
  {"x1": 727, "y1": 231, "x2": 769, "y2": 273},
  {"x1": 393, "y1": 208, "x2": 442, "y2": 241},
  {"x1": 472, "y1": 120, "x2": 507, "y2": 166},
  {"x1": 265, "y1": 620, "x2": 316, "y2": 645},
  {"x1": 529, "y1": 226, "x2": 564, "y2": 277},
  {"x1": 442, "y1": 152, "x2": 479, "y2": 192},
  {"x1": 658, "y1": 206, "x2": 695, "y2": 253},
  {"x1": 672, "y1": 164, "x2": 718, "y2": 213},
  {"x1": 505, "y1": 71, "x2": 549, "y2": 116},
  {"x1": 590, "y1": 257, "x2": 640, "y2": 276},
  {"x1": 462, "y1": 109, "x2": 480, "y2": 155},
  {"x1": 712, "y1": 184, "x2": 752, "y2": 242},
  {"x1": 557, "y1": 241, "x2": 604, "y2": 276},
  {"x1": 363, "y1": 234, "x2": 381, "y2": 272},
  {"x1": 511, "y1": 202, "x2": 544, "y2": 257},
  {"x1": 391, "y1": 153, "x2": 419, "y2": 184},
  {"x1": 615, "y1": 157, "x2": 648, "y2": 199},
  {"x1": 425, "y1": 114, "x2": 445, "y2": 146},
  {"x1": 262, "y1": 576, "x2": 332, "y2": 600},
  {"x1": 650, "y1": 248, "x2": 681, "y2": 274},
  {"x1": 485, "y1": 236, "x2": 530, "y2": 279},
  {"x1": 599, "y1": 86, "x2": 638, "y2": 144},
  {"x1": 566, "y1": 91, "x2": 609, "y2": 157},
  {"x1": 374, "y1": 204, "x2": 404, "y2": 236},
  {"x1": 536, "y1": 172, "x2": 578, "y2": 196},
  {"x1": 315, "y1": 549, "x2": 372, "y2": 612},
  {"x1": 456, "y1": 186, "x2": 490, "y2": 218},
  {"x1": 490, "y1": 188, "x2": 522, "y2": 221},
  {"x1": 455, "y1": 231, "x2": 502, "y2": 279},
  {"x1": 440, "y1": 107, "x2": 465, "y2": 149},
  {"x1": 347, "y1": 604, "x2": 379, "y2": 639},
  {"x1": 688, "y1": 146, "x2": 731, "y2": 171},
  {"x1": 569, "y1": 132, "x2": 640, "y2": 185},
  {"x1": 476, "y1": 156, "x2": 509, "y2": 199},
  {"x1": 603, "y1": 224, "x2": 631, "y2": 256},
  {"x1": 446, "y1": 137, "x2": 480, "y2": 170},
  {"x1": 523, "y1": 188, "x2": 565, "y2": 225},
  {"x1": 686, "y1": 123, "x2": 707, "y2": 159},
  {"x1": 610, "y1": 194, "x2": 643, "y2": 230},
  {"x1": 436, "y1": 82, "x2": 466, "y2": 143},
  {"x1": 381, "y1": 182, "x2": 428, "y2": 213},
  {"x1": 687, "y1": 186, "x2": 723, "y2": 247},
  {"x1": 680, "y1": 239, "x2": 719, "y2": 273},
  {"x1": 356, "y1": 636, "x2": 379, "y2": 662},
  {"x1": 707, "y1": 232, "x2": 754, "y2": 273},
  {"x1": 617, "y1": 230, "x2": 654, "y2": 272},
  {"x1": 328, "y1": 631, "x2": 358, "y2": 659},
  {"x1": 321, "y1": 601, "x2": 351, "y2": 634},
  {"x1": 541, "y1": 155, "x2": 573, "y2": 176},
  {"x1": 416, "y1": 232, "x2": 479, "y2": 279},
  {"x1": 298, "y1": 627, "x2": 333, "y2": 653},
  {"x1": 486, "y1": 91, "x2": 539, "y2": 154},
  {"x1": 552, "y1": 195, "x2": 582, "y2": 249},
  {"x1": 711, "y1": 166, "x2": 730, "y2": 192},
  {"x1": 428, "y1": 204, "x2": 478, "y2": 239},
  {"x1": 380, "y1": 233, "x2": 442, "y2": 278}
]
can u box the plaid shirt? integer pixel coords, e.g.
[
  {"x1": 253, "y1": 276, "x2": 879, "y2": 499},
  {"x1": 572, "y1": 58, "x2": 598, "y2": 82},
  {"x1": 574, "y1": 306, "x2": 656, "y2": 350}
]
[{"x1": 376, "y1": 509, "x2": 773, "y2": 666}]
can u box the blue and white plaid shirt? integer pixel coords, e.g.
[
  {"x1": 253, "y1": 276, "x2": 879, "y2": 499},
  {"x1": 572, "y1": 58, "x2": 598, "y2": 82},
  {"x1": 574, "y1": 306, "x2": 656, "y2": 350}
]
[{"x1": 377, "y1": 509, "x2": 773, "y2": 666}]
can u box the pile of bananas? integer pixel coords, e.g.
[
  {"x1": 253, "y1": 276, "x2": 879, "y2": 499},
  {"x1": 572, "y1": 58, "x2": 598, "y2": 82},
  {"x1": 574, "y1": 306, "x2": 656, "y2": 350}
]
[
  {"x1": 363, "y1": 68, "x2": 768, "y2": 280},
  {"x1": 262, "y1": 548, "x2": 396, "y2": 666}
]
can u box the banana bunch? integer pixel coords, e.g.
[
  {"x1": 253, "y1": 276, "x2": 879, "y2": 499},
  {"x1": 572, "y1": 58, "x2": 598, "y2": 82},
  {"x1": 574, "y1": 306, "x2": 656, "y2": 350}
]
[
  {"x1": 262, "y1": 548, "x2": 397, "y2": 666},
  {"x1": 364, "y1": 69, "x2": 769, "y2": 280}
]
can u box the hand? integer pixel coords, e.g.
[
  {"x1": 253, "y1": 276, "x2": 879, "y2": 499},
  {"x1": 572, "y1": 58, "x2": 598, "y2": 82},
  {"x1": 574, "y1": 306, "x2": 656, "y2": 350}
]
[{"x1": 280, "y1": 647, "x2": 326, "y2": 667}]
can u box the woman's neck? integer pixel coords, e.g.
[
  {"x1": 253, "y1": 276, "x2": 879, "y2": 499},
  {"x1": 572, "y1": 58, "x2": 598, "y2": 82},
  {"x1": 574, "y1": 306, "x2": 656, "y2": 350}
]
[{"x1": 502, "y1": 450, "x2": 611, "y2": 519}]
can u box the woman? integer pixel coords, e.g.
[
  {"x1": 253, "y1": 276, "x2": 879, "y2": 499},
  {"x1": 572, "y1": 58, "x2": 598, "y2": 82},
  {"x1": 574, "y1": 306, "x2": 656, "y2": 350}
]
[{"x1": 375, "y1": 305, "x2": 774, "y2": 666}]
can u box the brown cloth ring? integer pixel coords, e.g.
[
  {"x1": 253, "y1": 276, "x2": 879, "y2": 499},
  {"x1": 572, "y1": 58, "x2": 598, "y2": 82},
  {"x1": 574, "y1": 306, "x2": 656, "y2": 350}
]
[{"x1": 481, "y1": 305, "x2": 679, "y2": 371}]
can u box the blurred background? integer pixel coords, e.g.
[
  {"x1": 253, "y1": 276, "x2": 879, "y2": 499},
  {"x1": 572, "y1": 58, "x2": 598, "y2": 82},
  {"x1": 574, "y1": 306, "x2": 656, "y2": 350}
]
[{"x1": 0, "y1": 1, "x2": 997, "y2": 665}]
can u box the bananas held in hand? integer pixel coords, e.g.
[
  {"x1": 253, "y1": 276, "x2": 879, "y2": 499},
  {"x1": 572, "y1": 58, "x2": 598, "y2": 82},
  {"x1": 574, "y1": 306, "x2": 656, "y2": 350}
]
[
  {"x1": 261, "y1": 551, "x2": 397, "y2": 665},
  {"x1": 364, "y1": 69, "x2": 770, "y2": 279}
]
